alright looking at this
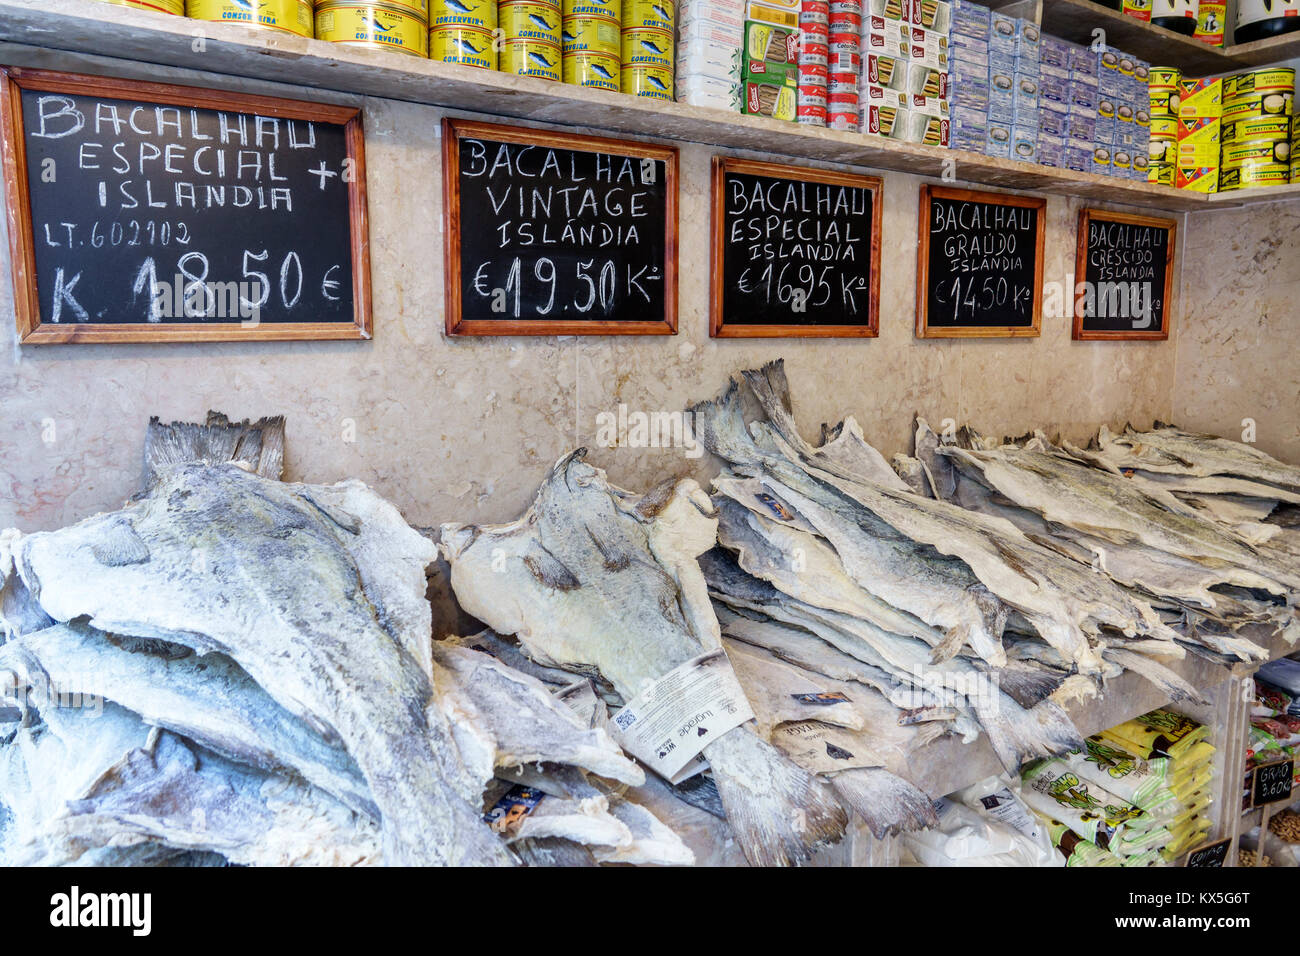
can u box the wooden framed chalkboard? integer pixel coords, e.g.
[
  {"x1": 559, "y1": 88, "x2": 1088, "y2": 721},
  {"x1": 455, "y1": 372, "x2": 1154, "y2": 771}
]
[
  {"x1": 1251, "y1": 758, "x2": 1294, "y2": 808},
  {"x1": 0, "y1": 67, "x2": 370, "y2": 345},
  {"x1": 916, "y1": 185, "x2": 1045, "y2": 339},
  {"x1": 443, "y1": 119, "x2": 677, "y2": 336},
  {"x1": 1073, "y1": 209, "x2": 1176, "y2": 341},
  {"x1": 710, "y1": 158, "x2": 882, "y2": 338},
  {"x1": 1183, "y1": 837, "x2": 1230, "y2": 868}
]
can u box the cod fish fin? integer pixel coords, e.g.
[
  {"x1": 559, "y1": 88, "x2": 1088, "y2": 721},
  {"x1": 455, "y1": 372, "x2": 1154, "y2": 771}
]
[
  {"x1": 523, "y1": 542, "x2": 581, "y2": 591},
  {"x1": 828, "y1": 767, "x2": 939, "y2": 839},
  {"x1": 89, "y1": 520, "x2": 150, "y2": 567},
  {"x1": 142, "y1": 412, "x2": 285, "y2": 488},
  {"x1": 512, "y1": 837, "x2": 599, "y2": 867},
  {"x1": 299, "y1": 491, "x2": 362, "y2": 536}
]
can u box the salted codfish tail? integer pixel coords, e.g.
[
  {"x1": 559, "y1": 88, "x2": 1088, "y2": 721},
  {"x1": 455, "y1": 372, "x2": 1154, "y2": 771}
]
[
  {"x1": 142, "y1": 411, "x2": 285, "y2": 489},
  {"x1": 440, "y1": 450, "x2": 849, "y2": 866},
  {"x1": 11, "y1": 463, "x2": 513, "y2": 867}
]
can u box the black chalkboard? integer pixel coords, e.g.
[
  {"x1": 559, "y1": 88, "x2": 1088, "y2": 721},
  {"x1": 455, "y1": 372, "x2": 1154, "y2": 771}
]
[
  {"x1": 1, "y1": 68, "x2": 370, "y2": 344},
  {"x1": 1252, "y1": 759, "x2": 1294, "y2": 808},
  {"x1": 443, "y1": 119, "x2": 677, "y2": 336},
  {"x1": 1184, "y1": 837, "x2": 1230, "y2": 868},
  {"x1": 1074, "y1": 209, "x2": 1176, "y2": 341},
  {"x1": 916, "y1": 185, "x2": 1046, "y2": 338},
  {"x1": 710, "y1": 158, "x2": 882, "y2": 338}
]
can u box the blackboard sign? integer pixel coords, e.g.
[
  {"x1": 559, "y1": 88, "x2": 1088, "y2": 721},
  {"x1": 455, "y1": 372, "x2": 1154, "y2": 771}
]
[
  {"x1": 443, "y1": 119, "x2": 677, "y2": 336},
  {"x1": 1252, "y1": 758, "x2": 1294, "y2": 808},
  {"x1": 1073, "y1": 209, "x2": 1176, "y2": 341},
  {"x1": 916, "y1": 185, "x2": 1045, "y2": 339},
  {"x1": 0, "y1": 68, "x2": 370, "y2": 344},
  {"x1": 1184, "y1": 837, "x2": 1230, "y2": 868},
  {"x1": 710, "y1": 158, "x2": 882, "y2": 338}
]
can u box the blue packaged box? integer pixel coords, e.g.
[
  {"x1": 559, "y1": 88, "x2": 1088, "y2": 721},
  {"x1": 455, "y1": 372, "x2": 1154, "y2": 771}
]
[
  {"x1": 1065, "y1": 145, "x2": 1092, "y2": 172},
  {"x1": 987, "y1": 122, "x2": 1013, "y2": 157},
  {"x1": 1040, "y1": 61, "x2": 1068, "y2": 81},
  {"x1": 1039, "y1": 33, "x2": 1071, "y2": 68},
  {"x1": 1038, "y1": 107, "x2": 1068, "y2": 136},
  {"x1": 1066, "y1": 114, "x2": 1095, "y2": 142},
  {"x1": 1069, "y1": 81, "x2": 1097, "y2": 112},
  {"x1": 950, "y1": 32, "x2": 989, "y2": 54},
  {"x1": 1068, "y1": 45, "x2": 1097, "y2": 76},
  {"x1": 1015, "y1": 23, "x2": 1041, "y2": 61},
  {"x1": 1095, "y1": 115, "x2": 1116, "y2": 143},
  {"x1": 990, "y1": 12, "x2": 1018, "y2": 50},
  {"x1": 1039, "y1": 74, "x2": 1068, "y2": 106},
  {"x1": 951, "y1": 0, "x2": 991, "y2": 38},
  {"x1": 1012, "y1": 126, "x2": 1038, "y2": 161}
]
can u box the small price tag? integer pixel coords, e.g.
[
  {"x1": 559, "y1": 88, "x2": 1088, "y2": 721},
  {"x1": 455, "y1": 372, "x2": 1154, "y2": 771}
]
[
  {"x1": 1251, "y1": 758, "x2": 1294, "y2": 808},
  {"x1": 1184, "y1": 837, "x2": 1230, "y2": 868}
]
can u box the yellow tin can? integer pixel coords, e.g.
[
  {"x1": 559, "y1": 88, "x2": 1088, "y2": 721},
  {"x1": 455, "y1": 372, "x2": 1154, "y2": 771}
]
[
  {"x1": 1222, "y1": 138, "x2": 1291, "y2": 167},
  {"x1": 1220, "y1": 162, "x2": 1291, "y2": 190},
  {"x1": 430, "y1": 0, "x2": 494, "y2": 30},
  {"x1": 1227, "y1": 68, "x2": 1296, "y2": 101},
  {"x1": 187, "y1": 0, "x2": 300, "y2": 30},
  {"x1": 502, "y1": 38, "x2": 562, "y2": 80},
  {"x1": 1149, "y1": 116, "x2": 1178, "y2": 138},
  {"x1": 562, "y1": 15, "x2": 620, "y2": 54},
  {"x1": 622, "y1": 0, "x2": 672, "y2": 30},
  {"x1": 1148, "y1": 66, "x2": 1181, "y2": 90},
  {"x1": 565, "y1": 0, "x2": 620, "y2": 23},
  {"x1": 500, "y1": 1, "x2": 562, "y2": 41},
  {"x1": 430, "y1": 25, "x2": 497, "y2": 67},
  {"x1": 621, "y1": 27, "x2": 672, "y2": 67},
  {"x1": 563, "y1": 50, "x2": 620, "y2": 89},
  {"x1": 290, "y1": 0, "x2": 315, "y2": 35},
  {"x1": 621, "y1": 63, "x2": 672, "y2": 99},
  {"x1": 316, "y1": 2, "x2": 430, "y2": 55},
  {"x1": 1222, "y1": 91, "x2": 1295, "y2": 124},
  {"x1": 1147, "y1": 161, "x2": 1174, "y2": 187},
  {"x1": 1223, "y1": 115, "x2": 1291, "y2": 143},
  {"x1": 97, "y1": 0, "x2": 185, "y2": 14}
]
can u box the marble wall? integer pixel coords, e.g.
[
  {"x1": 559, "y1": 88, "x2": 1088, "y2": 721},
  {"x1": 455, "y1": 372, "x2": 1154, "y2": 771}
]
[
  {"x1": 1174, "y1": 202, "x2": 1300, "y2": 465},
  {"x1": 0, "y1": 54, "x2": 1192, "y2": 532}
]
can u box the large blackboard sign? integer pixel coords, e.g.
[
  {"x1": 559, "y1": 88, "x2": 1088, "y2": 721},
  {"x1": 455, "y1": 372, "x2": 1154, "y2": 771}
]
[
  {"x1": 1184, "y1": 837, "x2": 1230, "y2": 868},
  {"x1": 916, "y1": 185, "x2": 1045, "y2": 339},
  {"x1": 1073, "y1": 209, "x2": 1176, "y2": 341},
  {"x1": 1252, "y1": 758, "x2": 1294, "y2": 808},
  {"x1": 0, "y1": 68, "x2": 370, "y2": 344},
  {"x1": 443, "y1": 119, "x2": 677, "y2": 336},
  {"x1": 710, "y1": 158, "x2": 882, "y2": 338}
]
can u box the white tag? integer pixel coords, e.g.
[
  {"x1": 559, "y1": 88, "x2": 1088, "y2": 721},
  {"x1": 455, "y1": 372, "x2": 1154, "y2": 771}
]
[
  {"x1": 611, "y1": 649, "x2": 754, "y2": 784},
  {"x1": 772, "y1": 720, "x2": 880, "y2": 774}
]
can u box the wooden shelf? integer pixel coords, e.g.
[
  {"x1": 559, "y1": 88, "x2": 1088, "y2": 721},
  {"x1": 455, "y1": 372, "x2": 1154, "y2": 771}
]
[
  {"x1": 0, "y1": 0, "x2": 1299, "y2": 219},
  {"x1": 1229, "y1": 30, "x2": 1300, "y2": 68},
  {"x1": 1040, "y1": 0, "x2": 1242, "y2": 75}
]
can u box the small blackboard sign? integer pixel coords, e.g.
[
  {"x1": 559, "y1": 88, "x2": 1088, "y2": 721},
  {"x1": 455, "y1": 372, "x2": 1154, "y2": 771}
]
[
  {"x1": 1184, "y1": 837, "x2": 1230, "y2": 868},
  {"x1": 1074, "y1": 209, "x2": 1176, "y2": 341},
  {"x1": 1252, "y1": 758, "x2": 1294, "y2": 808},
  {"x1": 710, "y1": 157, "x2": 882, "y2": 338},
  {"x1": 443, "y1": 119, "x2": 677, "y2": 336},
  {"x1": 0, "y1": 67, "x2": 370, "y2": 344},
  {"x1": 916, "y1": 185, "x2": 1045, "y2": 339}
]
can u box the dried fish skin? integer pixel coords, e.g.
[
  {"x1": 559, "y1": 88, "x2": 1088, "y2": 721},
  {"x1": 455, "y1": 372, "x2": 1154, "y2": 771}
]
[
  {"x1": 142, "y1": 412, "x2": 285, "y2": 488},
  {"x1": 440, "y1": 450, "x2": 849, "y2": 866},
  {"x1": 12, "y1": 464, "x2": 512, "y2": 867},
  {"x1": 1097, "y1": 425, "x2": 1300, "y2": 494}
]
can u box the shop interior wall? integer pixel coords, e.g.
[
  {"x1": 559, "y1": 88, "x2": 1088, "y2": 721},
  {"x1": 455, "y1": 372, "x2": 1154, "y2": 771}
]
[
  {"x1": 1172, "y1": 201, "x2": 1300, "y2": 466},
  {"x1": 0, "y1": 51, "x2": 1184, "y2": 532}
]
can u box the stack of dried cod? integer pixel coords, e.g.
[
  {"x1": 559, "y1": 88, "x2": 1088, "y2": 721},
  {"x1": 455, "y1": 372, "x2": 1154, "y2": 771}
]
[{"x1": 0, "y1": 416, "x2": 692, "y2": 867}]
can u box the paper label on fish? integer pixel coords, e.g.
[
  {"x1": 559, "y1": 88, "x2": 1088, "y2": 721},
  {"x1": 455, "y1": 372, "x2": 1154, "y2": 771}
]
[
  {"x1": 611, "y1": 650, "x2": 755, "y2": 784},
  {"x1": 771, "y1": 720, "x2": 881, "y2": 774}
]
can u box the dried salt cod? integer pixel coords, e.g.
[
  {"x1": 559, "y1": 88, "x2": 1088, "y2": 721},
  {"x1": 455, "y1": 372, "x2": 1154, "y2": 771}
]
[
  {"x1": 1096, "y1": 425, "x2": 1300, "y2": 495},
  {"x1": 142, "y1": 411, "x2": 285, "y2": 488},
  {"x1": 8, "y1": 463, "x2": 512, "y2": 867},
  {"x1": 440, "y1": 450, "x2": 850, "y2": 866}
]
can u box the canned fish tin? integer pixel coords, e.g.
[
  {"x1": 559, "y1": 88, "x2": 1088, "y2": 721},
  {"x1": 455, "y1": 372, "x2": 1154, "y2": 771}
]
[
  {"x1": 292, "y1": 0, "x2": 314, "y2": 35},
  {"x1": 187, "y1": 0, "x2": 299, "y2": 29},
  {"x1": 431, "y1": 0, "x2": 494, "y2": 29},
  {"x1": 1149, "y1": 67, "x2": 1181, "y2": 90},
  {"x1": 829, "y1": 0, "x2": 862, "y2": 15},
  {"x1": 801, "y1": 20, "x2": 829, "y2": 41},
  {"x1": 503, "y1": 38, "x2": 562, "y2": 79},
  {"x1": 430, "y1": 25, "x2": 497, "y2": 67},
  {"x1": 1223, "y1": 138, "x2": 1291, "y2": 166},
  {"x1": 1223, "y1": 116, "x2": 1291, "y2": 143},
  {"x1": 622, "y1": 64, "x2": 673, "y2": 98},
  {"x1": 501, "y1": 1, "x2": 562, "y2": 41},
  {"x1": 566, "y1": 0, "x2": 620, "y2": 21},
  {"x1": 562, "y1": 15, "x2": 620, "y2": 53},
  {"x1": 369, "y1": 0, "x2": 429, "y2": 14},
  {"x1": 1149, "y1": 88, "x2": 1181, "y2": 117},
  {"x1": 1148, "y1": 161, "x2": 1174, "y2": 186},
  {"x1": 828, "y1": 75, "x2": 858, "y2": 96},
  {"x1": 799, "y1": 63, "x2": 829, "y2": 84},
  {"x1": 828, "y1": 111, "x2": 859, "y2": 131},
  {"x1": 1219, "y1": 162, "x2": 1291, "y2": 190},
  {"x1": 623, "y1": 0, "x2": 672, "y2": 29},
  {"x1": 563, "y1": 50, "x2": 620, "y2": 88},
  {"x1": 98, "y1": 0, "x2": 185, "y2": 14},
  {"x1": 800, "y1": 43, "x2": 829, "y2": 68},
  {"x1": 798, "y1": 84, "x2": 828, "y2": 107},
  {"x1": 801, "y1": 0, "x2": 829, "y2": 16},
  {"x1": 1150, "y1": 116, "x2": 1178, "y2": 138},
  {"x1": 622, "y1": 27, "x2": 672, "y2": 67},
  {"x1": 316, "y1": 2, "x2": 430, "y2": 54},
  {"x1": 1222, "y1": 92, "x2": 1295, "y2": 124},
  {"x1": 1227, "y1": 68, "x2": 1296, "y2": 101},
  {"x1": 797, "y1": 106, "x2": 828, "y2": 126},
  {"x1": 828, "y1": 10, "x2": 861, "y2": 32}
]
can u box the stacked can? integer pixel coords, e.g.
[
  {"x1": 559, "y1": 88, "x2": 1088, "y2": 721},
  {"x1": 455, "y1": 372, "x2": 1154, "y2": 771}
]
[
  {"x1": 430, "y1": 0, "x2": 497, "y2": 69},
  {"x1": 1220, "y1": 68, "x2": 1294, "y2": 190},
  {"x1": 827, "y1": 0, "x2": 860, "y2": 131},
  {"x1": 316, "y1": 2, "x2": 429, "y2": 55},
  {"x1": 294, "y1": 0, "x2": 315, "y2": 36},
  {"x1": 501, "y1": 0, "x2": 563, "y2": 81},
  {"x1": 1175, "y1": 75, "x2": 1222, "y2": 192},
  {"x1": 797, "y1": 0, "x2": 829, "y2": 126},
  {"x1": 1147, "y1": 66, "x2": 1179, "y2": 186},
  {"x1": 622, "y1": 0, "x2": 675, "y2": 99},
  {"x1": 98, "y1": 0, "x2": 184, "y2": 14},
  {"x1": 563, "y1": 0, "x2": 622, "y2": 91},
  {"x1": 188, "y1": 0, "x2": 303, "y2": 30}
]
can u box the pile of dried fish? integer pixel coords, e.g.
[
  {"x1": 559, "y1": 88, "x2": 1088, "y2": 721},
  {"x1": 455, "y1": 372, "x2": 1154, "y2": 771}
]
[{"x1": 0, "y1": 418, "x2": 688, "y2": 867}]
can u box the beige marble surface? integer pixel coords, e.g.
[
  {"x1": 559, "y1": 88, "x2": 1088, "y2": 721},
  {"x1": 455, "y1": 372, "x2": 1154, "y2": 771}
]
[
  {"x1": 0, "y1": 56, "x2": 1186, "y2": 532},
  {"x1": 1173, "y1": 202, "x2": 1300, "y2": 465}
]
